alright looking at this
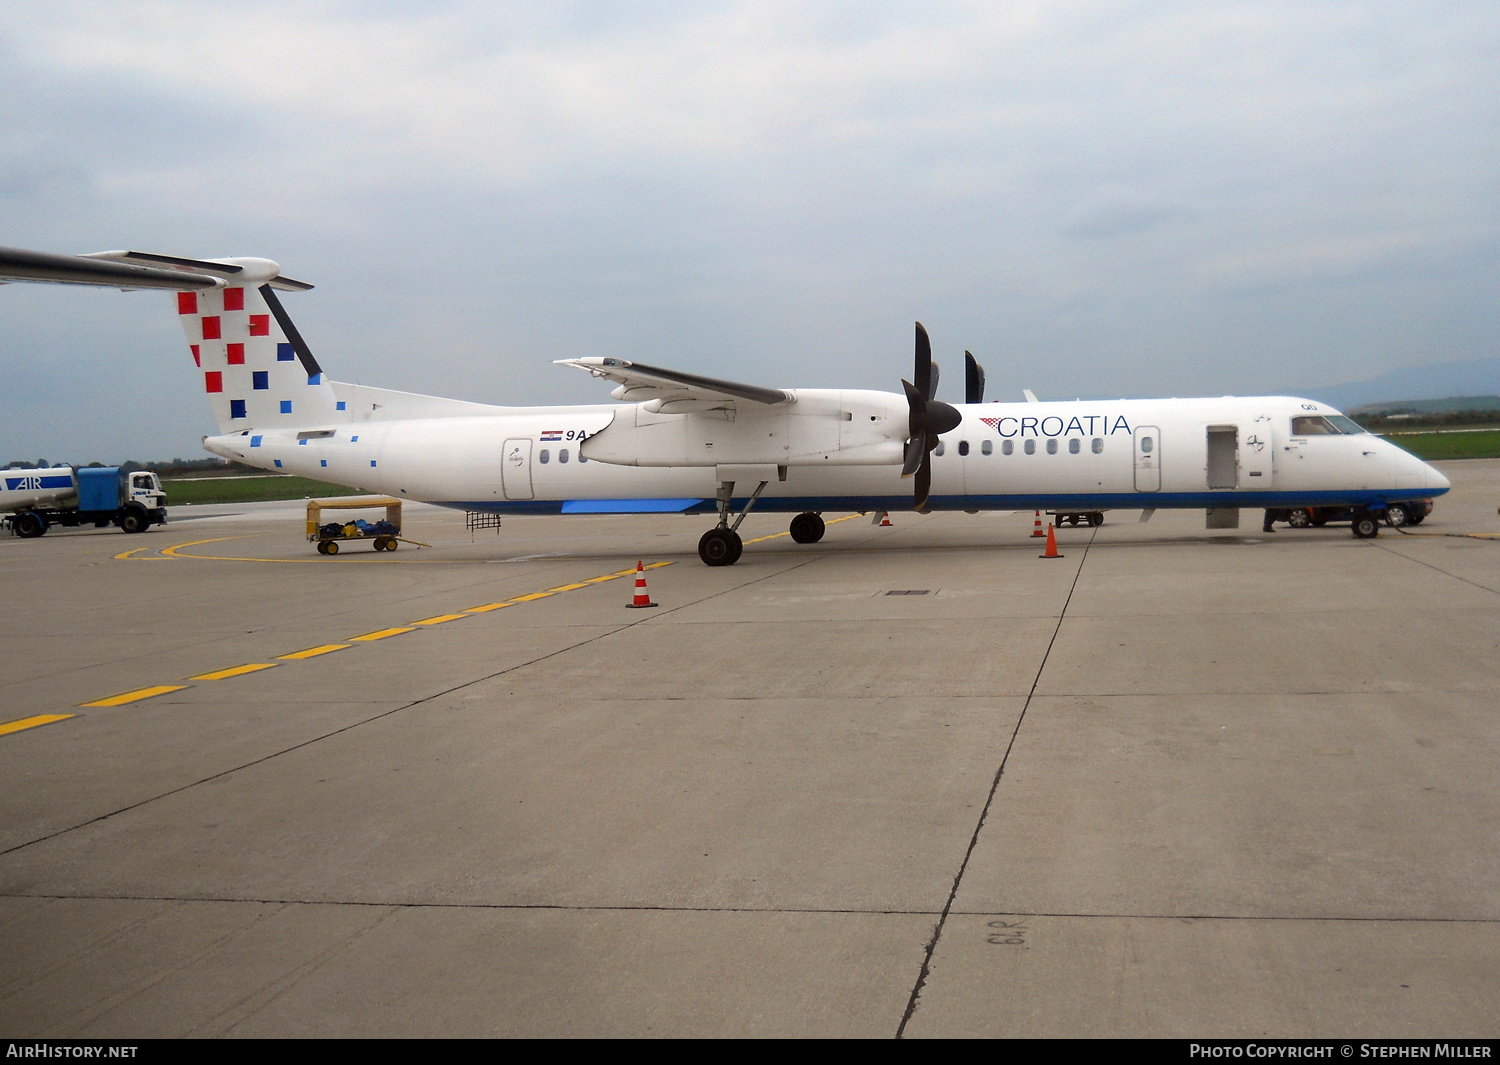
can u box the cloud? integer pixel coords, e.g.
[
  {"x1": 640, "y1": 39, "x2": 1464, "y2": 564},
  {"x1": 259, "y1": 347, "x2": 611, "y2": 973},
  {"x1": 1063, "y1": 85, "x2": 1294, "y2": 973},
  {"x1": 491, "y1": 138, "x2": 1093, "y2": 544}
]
[{"x1": 0, "y1": 1, "x2": 1497, "y2": 460}]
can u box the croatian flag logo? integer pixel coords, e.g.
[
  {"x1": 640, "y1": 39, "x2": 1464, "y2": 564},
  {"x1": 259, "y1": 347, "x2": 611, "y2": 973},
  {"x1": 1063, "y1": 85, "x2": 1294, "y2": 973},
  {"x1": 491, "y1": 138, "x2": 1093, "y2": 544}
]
[
  {"x1": 540, "y1": 430, "x2": 564, "y2": 441},
  {"x1": 980, "y1": 417, "x2": 1002, "y2": 431}
]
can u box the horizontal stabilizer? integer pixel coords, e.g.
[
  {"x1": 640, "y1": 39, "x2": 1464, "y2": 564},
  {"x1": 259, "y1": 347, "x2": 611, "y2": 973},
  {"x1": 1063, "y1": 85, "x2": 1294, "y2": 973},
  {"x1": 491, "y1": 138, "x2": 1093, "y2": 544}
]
[
  {"x1": 0, "y1": 246, "x2": 312, "y2": 291},
  {"x1": 0, "y1": 246, "x2": 221, "y2": 290},
  {"x1": 83, "y1": 251, "x2": 313, "y2": 291}
]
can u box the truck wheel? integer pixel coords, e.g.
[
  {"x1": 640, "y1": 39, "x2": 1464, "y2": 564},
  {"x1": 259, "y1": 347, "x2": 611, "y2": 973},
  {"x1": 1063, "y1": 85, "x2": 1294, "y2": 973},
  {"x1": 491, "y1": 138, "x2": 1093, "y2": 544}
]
[
  {"x1": 1287, "y1": 509, "x2": 1312, "y2": 529},
  {"x1": 1407, "y1": 512, "x2": 1426, "y2": 526},
  {"x1": 13, "y1": 511, "x2": 47, "y2": 538},
  {"x1": 119, "y1": 508, "x2": 148, "y2": 534},
  {"x1": 1384, "y1": 504, "x2": 1409, "y2": 527}
]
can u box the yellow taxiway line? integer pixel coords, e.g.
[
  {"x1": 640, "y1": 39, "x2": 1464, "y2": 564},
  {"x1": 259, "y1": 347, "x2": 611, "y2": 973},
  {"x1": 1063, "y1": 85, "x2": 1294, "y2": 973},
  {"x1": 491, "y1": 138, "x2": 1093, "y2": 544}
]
[
  {"x1": 349, "y1": 627, "x2": 416, "y2": 642},
  {"x1": 0, "y1": 714, "x2": 75, "y2": 737},
  {"x1": 60, "y1": 554, "x2": 685, "y2": 727},
  {"x1": 742, "y1": 512, "x2": 864, "y2": 545},
  {"x1": 278, "y1": 644, "x2": 351, "y2": 660},
  {"x1": 80, "y1": 685, "x2": 188, "y2": 708},
  {"x1": 190, "y1": 663, "x2": 279, "y2": 681}
]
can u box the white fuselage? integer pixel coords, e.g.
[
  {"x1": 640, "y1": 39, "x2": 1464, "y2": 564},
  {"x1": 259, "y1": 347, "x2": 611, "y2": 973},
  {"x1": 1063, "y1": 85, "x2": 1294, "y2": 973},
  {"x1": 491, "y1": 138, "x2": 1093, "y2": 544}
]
[{"x1": 205, "y1": 391, "x2": 1449, "y2": 516}]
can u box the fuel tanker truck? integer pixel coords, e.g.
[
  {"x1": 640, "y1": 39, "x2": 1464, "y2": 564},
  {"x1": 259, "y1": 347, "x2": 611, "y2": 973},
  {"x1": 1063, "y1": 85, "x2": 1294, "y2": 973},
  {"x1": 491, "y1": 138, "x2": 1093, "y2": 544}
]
[{"x1": 2, "y1": 466, "x2": 167, "y2": 537}]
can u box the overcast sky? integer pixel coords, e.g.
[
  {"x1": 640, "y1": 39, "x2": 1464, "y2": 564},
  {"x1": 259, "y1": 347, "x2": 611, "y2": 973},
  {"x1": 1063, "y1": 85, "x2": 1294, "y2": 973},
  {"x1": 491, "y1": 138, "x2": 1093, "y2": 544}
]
[{"x1": 2, "y1": 1, "x2": 1497, "y2": 463}]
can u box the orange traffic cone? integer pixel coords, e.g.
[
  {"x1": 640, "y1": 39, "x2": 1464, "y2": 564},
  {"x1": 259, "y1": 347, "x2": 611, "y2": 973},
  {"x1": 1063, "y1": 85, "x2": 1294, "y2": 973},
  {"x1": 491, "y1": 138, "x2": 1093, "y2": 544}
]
[
  {"x1": 1040, "y1": 523, "x2": 1063, "y2": 559},
  {"x1": 627, "y1": 561, "x2": 657, "y2": 608},
  {"x1": 1031, "y1": 510, "x2": 1045, "y2": 537},
  {"x1": 879, "y1": 513, "x2": 893, "y2": 527}
]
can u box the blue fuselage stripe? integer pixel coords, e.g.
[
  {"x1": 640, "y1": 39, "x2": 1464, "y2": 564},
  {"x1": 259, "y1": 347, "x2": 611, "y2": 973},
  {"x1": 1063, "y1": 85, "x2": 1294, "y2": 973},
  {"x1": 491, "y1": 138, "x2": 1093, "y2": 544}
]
[{"x1": 442, "y1": 487, "x2": 1444, "y2": 517}]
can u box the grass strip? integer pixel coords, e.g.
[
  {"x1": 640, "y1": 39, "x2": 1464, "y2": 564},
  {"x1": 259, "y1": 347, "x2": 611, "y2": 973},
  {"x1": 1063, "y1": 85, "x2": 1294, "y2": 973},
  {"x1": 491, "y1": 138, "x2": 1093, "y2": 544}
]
[
  {"x1": 163, "y1": 476, "x2": 367, "y2": 506},
  {"x1": 1383, "y1": 431, "x2": 1500, "y2": 461}
]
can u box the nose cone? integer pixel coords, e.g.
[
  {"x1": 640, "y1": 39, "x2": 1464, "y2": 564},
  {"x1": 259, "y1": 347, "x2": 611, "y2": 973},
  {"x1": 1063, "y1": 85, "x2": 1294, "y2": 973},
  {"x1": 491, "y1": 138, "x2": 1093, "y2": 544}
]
[{"x1": 1425, "y1": 461, "x2": 1451, "y2": 493}]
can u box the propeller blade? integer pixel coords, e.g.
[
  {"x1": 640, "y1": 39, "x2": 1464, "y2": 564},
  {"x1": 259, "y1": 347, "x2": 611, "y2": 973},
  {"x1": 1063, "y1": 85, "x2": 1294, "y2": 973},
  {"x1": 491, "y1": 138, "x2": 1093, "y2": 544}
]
[
  {"x1": 902, "y1": 432, "x2": 926, "y2": 477},
  {"x1": 914, "y1": 322, "x2": 932, "y2": 402},
  {"x1": 965, "y1": 351, "x2": 985, "y2": 404},
  {"x1": 903, "y1": 326, "x2": 961, "y2": 510},
  {"x1": 913, "y1": 455, "x2": 932, "y2": 512}
]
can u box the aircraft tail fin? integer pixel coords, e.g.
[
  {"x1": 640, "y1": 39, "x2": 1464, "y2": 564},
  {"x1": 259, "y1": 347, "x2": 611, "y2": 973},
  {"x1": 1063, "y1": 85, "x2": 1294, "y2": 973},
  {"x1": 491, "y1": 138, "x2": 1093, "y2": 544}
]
[{"x1": 174, "y1": 279, "x2": 342, "y2": 434}]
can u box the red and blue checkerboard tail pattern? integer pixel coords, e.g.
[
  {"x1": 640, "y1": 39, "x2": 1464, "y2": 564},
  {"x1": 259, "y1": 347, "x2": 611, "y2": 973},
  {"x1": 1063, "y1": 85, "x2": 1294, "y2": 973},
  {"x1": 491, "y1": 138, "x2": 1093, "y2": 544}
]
[{"x1": 177, "y1": 283, "x2": 342, "y2": 435}]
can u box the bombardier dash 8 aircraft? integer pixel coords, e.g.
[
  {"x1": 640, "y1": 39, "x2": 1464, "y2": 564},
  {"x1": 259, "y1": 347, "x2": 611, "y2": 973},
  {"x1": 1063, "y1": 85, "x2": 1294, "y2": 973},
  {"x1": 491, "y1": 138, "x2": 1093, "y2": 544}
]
[{"x1": 0, "y1": 246, "x2": 1450, "y2": 565}]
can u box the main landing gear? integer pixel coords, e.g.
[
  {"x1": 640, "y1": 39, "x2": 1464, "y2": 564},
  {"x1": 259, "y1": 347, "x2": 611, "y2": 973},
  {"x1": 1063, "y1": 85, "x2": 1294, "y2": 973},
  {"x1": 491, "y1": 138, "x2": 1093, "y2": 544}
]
[
  {"x1": 789, "y1": 511, "x2": 825, "y2": 544},
  {"x1": 698, "y1": 477, "x2": 770, "y2": 567}
]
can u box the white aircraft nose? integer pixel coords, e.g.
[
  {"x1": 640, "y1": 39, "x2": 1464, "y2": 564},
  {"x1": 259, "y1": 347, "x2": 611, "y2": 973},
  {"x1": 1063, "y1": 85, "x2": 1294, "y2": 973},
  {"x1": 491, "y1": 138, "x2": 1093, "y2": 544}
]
[{"x1": 1426, "y1": 462, "x2": 1450, "y2": 491}]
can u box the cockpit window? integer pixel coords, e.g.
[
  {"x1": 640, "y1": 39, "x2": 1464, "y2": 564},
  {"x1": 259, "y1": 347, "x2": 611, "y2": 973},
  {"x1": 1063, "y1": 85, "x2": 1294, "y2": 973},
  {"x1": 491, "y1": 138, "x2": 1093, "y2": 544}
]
[
  {"x1": 1324, "y1": 414, "x2": 1366, "y2": 434},
  {"x1": 1291, "y1": 416, "x2": 1338, "y2": 436}
]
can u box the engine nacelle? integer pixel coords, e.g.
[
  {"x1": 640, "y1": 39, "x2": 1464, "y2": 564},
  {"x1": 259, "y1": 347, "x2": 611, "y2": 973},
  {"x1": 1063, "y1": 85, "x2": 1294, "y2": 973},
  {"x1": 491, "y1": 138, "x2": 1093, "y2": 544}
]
[{"x1": 581, "y1": 388, "x2": 909, "y2": 467}]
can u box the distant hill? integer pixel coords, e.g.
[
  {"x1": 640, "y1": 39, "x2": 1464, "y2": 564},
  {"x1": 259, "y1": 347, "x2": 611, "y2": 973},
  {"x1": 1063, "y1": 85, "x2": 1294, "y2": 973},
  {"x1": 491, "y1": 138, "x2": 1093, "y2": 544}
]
[
  {"x1": 1299, "y1": 356, "x2": 1500, "y2": 411},
  {"x1": 1346, "y1": 395, "x2": 1500, "y2": 415}
]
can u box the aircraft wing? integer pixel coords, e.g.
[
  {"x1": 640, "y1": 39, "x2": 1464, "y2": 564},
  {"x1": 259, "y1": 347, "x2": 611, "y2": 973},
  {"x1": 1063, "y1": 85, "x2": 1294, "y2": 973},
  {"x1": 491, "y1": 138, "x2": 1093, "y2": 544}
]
[{"x1": 555, "y1": 357, "x2": 790, "y2": 410}]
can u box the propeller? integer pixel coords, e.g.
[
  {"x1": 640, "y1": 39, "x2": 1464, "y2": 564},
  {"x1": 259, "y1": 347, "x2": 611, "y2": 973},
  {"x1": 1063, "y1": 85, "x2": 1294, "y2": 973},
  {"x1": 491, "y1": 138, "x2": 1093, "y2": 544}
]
[
  {"x1": 965, "y1": 350, "x2": 985, "y2": 404},
  {"x1": 901, "y1": 322, "x2": 962, "y2": 512}
]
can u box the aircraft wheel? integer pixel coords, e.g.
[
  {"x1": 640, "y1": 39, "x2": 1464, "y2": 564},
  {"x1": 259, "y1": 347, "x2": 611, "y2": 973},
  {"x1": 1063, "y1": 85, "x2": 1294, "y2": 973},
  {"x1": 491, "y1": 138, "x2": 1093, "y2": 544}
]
[
  {"x1": 1352, "y1": 513, "x2": 1380, "y2": 539},
  {"x1": 1089, "y1": 512, "x2": 1105, "y2": 526},
  {"x1": 789, "y1": 512, "x2": 825, "y2": 544},
  {"x1": 1287, "y1": 508, "x2": 1312, "y2": 529},
  {"x1": 13, "y1": 511, "x2": 47, "y2": 538},
  {"x1": 1384, "y1": 504, "x2": 1409, "y2": 527},
  {"x1": 698, "y1": 528, "x2": 742, "y2": 566}
]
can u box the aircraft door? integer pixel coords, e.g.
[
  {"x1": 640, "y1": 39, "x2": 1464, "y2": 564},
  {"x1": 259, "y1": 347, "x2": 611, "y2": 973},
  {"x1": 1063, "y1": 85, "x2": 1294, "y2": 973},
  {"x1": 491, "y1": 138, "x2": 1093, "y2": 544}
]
[
  {"x1": 502, "y1": 438, "x2": 533, "y2": 500},
  {"x1": 1133, "y1": 425, "x2": 1161, "y2": 491},
  {"x1": 1241, "y1": 416, "x2": 1274, "y2": 486},
  {"x1": 1206, "y1": 426, "x2": 1238, "y2": 489}
]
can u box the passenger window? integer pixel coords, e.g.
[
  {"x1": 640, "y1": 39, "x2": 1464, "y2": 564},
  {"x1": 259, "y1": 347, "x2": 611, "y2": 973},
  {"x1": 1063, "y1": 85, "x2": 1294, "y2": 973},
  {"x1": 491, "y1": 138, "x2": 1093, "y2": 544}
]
[
  {"x1": 1092, "y1": 438, "x2": 1103, "y2": 454},
  {"x1": 1024, "y1": 439, "x2": 1036, "y2": 455},
  {"x1": 958, "y1": 440, "x2": 969, "y2": 456},
  {"x1": 578, "y1": 451, "x2": 587, "y2": 463},
  {"x1": 1002, "y1": 440, "x2": 1013, "y2": 455},
  {"x1": 559, "y1": 448, "x2": 569, "y2": 464},
  {"x1": 1140, "y1": 437, "x2": 1154, "y2": 453},
  {"x1": 1046, "y1": 439, "x2": 1058, "y2": 454},
  {"x1": 981, "y1": 440, "x2": 993, "y2": 455},
  {"x1": 539, "y1": 449, "x2": 550, "y2": 464},
  {"x1": 1068, "y1": 438, "x2": 1080, "y2": 454},
  {"x1": 935, "y1": 441, "x2": 946, "y2": 456}
]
